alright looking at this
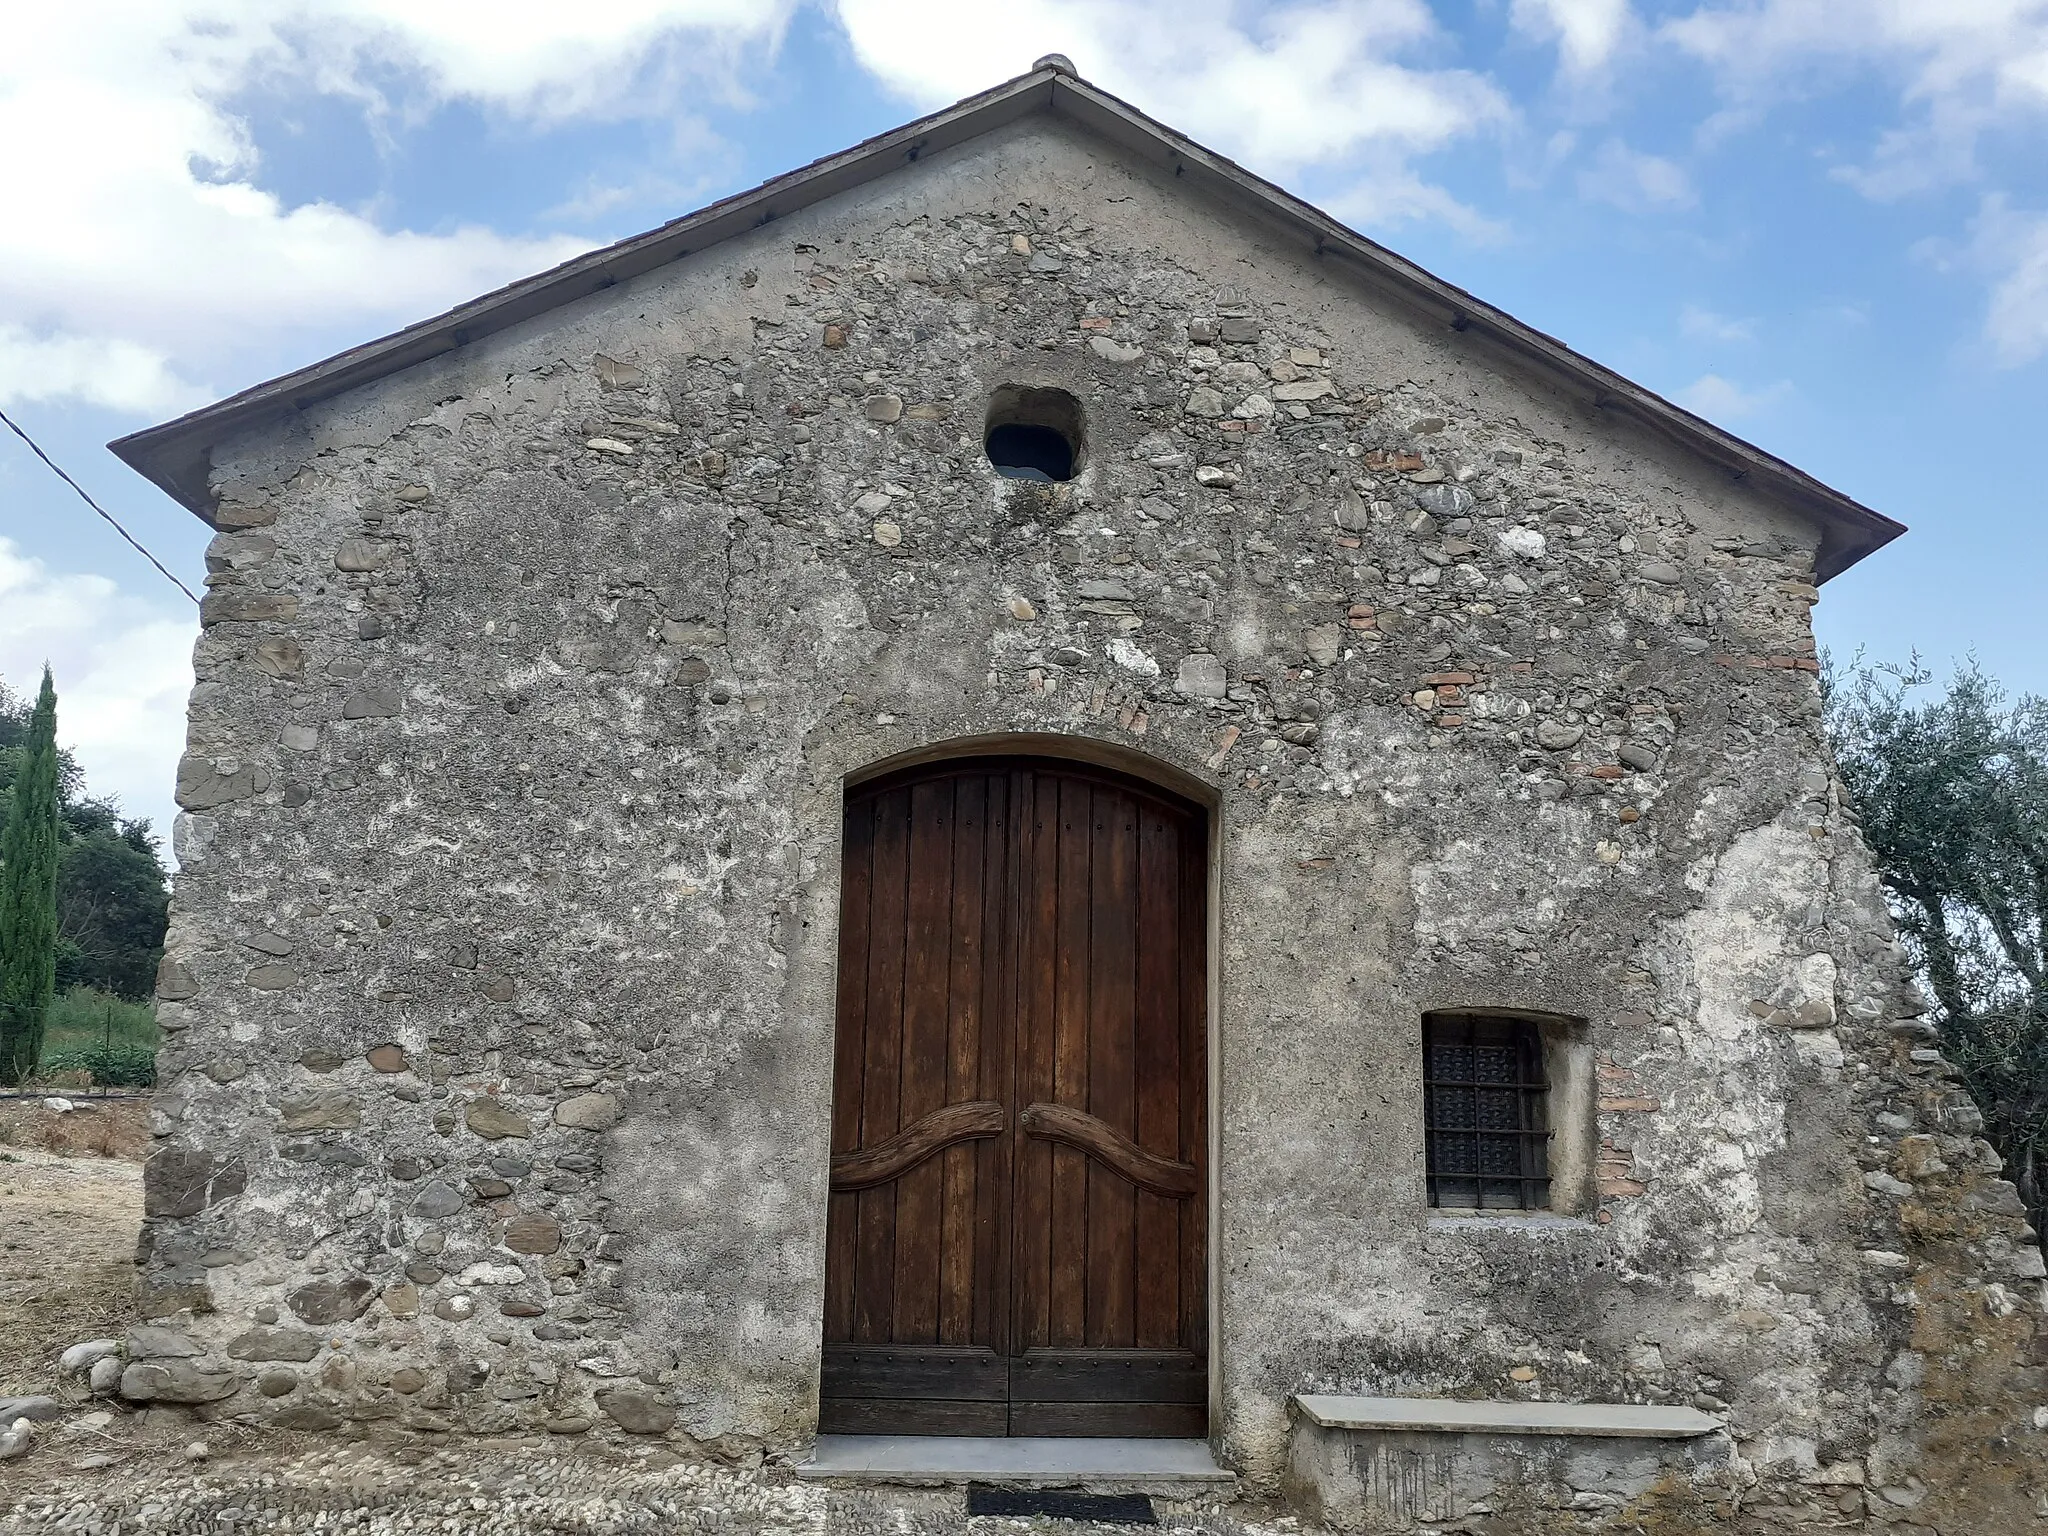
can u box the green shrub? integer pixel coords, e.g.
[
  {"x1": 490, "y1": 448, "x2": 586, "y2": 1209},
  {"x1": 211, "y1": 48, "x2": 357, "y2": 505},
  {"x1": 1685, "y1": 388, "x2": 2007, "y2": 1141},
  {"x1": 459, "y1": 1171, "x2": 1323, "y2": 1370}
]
[
  {"x1": 38, "y1": 1043, "x2": 156, "y2": 1088},
  {"x1": 31, "y1": 987, "x2": 159, "y2": 1085}
]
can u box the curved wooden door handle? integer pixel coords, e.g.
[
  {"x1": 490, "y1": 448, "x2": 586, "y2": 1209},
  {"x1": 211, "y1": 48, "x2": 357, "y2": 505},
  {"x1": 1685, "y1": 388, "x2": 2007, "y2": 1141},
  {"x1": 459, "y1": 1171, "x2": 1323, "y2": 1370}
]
[
  {"x1": 830, "y1": 1100, "x2": 1006, "y2": 1190},
  {"x1": 1020, "y1": 1101, "x2": 1199, "y2": 1198}
]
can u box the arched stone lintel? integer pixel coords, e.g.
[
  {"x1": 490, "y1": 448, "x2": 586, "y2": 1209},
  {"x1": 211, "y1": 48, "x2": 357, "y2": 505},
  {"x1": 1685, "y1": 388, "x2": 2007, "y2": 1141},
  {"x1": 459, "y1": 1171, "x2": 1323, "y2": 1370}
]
[{"x1": 842, "y1": 730, "x2": 1220, "y2": 813}]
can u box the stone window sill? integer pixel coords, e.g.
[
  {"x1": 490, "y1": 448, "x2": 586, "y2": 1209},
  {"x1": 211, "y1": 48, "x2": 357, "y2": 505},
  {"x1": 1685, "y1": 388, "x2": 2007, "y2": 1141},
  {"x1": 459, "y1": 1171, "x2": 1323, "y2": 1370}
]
[
  {"x1": 1292, "y1": 1395, "x2": 1722, "y2": 1439},
  {"x1": 1427, "y1": 1209, "x2": 1601, "y2": 1232}
]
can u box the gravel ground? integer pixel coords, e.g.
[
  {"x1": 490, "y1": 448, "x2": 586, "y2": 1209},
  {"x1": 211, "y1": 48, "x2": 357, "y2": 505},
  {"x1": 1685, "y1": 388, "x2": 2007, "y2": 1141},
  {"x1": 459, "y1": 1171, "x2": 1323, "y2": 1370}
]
[{"x1": 0, "y1": 1432, "x2": 1305, "y2": 1536}]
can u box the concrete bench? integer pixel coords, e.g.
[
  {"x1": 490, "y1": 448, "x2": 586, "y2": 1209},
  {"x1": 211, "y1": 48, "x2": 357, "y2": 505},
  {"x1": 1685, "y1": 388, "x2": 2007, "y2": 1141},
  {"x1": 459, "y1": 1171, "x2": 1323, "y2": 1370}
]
[{"x1": 1286, "y1": 1395, "x2": 1728, "y2": 1529}]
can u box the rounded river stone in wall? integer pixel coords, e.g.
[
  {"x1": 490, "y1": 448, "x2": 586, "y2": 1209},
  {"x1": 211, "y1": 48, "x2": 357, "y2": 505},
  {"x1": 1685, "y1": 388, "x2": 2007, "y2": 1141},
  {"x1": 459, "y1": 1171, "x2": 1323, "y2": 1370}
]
[
  {"x1": 595, "y1": 1386, "x2": 677, "y2": 1435},
  {"x1": 465, "y1": 1099, "x2": 532, "y2": 1140},
  {"x1": 286, "y1": 1278, "x2": 376, "y2": 1325},
  {"x1": 554, "y1": 1093, "x2": 619, "y2": 1131},
  {"x1": 411, "y1": 1180, "x2": 464, "y2": 1218}
]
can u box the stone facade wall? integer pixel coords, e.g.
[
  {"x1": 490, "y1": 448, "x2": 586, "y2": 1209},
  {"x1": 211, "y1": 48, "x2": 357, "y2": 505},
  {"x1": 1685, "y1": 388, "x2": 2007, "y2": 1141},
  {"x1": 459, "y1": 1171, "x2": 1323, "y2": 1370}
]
[{"x1": 143, "y1": 117, "x2": 2043, "y2": 1526}]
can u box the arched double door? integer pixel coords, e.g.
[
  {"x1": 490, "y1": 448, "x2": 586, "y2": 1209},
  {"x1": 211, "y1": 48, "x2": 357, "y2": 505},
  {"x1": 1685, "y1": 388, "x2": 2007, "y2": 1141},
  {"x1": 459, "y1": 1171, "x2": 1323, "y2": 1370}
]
[{"x1": 821, "y1": 756, "x2": 1209, "y2": 1437}]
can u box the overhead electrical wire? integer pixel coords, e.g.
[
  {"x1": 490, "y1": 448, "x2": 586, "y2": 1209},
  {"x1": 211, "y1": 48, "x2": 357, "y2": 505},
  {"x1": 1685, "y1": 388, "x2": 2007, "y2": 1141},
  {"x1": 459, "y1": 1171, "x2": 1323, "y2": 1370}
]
[{"x1": 0, "y1": 406, "x2": 202, "y2": 607}]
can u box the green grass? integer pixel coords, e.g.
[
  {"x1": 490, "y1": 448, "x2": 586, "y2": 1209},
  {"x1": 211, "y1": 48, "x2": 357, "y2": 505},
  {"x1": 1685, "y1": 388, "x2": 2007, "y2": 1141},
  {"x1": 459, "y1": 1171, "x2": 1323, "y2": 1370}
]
[
  {"x1": 43, "y1": 987, "x2": 159, "y2": 1051},
  {"x1": 35, "y1": 987, "x2": 159, "y2": 1086}
]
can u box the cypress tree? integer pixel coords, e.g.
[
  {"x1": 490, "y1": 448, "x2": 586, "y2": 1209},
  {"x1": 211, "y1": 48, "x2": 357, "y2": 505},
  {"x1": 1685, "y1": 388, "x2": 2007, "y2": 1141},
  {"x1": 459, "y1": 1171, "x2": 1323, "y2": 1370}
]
[{"x1": 0, "y1": 667, "x2": 60, "y2": 1084}]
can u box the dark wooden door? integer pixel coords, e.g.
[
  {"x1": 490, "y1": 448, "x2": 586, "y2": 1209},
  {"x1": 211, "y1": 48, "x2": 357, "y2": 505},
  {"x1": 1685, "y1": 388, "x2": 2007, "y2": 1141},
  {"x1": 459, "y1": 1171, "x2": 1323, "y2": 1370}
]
[{"x1": 821, "y1": 758, "x2": 1208, "y2": 1437}]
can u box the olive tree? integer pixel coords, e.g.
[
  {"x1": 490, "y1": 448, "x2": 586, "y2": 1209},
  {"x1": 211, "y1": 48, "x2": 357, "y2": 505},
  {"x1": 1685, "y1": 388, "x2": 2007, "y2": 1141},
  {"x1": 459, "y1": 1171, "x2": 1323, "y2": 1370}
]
[{"x1": 1829, "y1": 658, "x2": 2048, "y2": 1233}]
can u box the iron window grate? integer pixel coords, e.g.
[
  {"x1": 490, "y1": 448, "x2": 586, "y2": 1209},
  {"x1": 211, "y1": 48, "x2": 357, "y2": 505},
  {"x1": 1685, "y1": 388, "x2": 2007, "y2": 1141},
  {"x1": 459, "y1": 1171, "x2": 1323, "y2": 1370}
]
[{"x1": 1424, "y1": 1014, "x2": 1550, "y2": 1210}]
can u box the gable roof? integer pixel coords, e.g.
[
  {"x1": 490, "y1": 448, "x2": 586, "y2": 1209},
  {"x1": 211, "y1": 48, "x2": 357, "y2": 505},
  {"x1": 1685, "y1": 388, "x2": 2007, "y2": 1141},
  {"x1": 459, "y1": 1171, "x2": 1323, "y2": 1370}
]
[{"x1": 111, "y1": 57, "x2": 1902, "y2": 581}]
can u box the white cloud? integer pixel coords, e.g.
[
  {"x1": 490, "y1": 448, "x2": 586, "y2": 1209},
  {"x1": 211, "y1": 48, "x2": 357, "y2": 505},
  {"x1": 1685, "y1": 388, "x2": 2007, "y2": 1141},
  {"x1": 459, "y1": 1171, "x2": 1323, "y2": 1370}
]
[
  {"x1": 1675, "y1": 372, "x2": 1794, "y2": 421},
  {"x1": 1679, "y1": 303, "x2": 1756, "y2": 344},
  {"x1": 0, "y1": 3, "x2": 788, "y2": 417},
  {"x1": 1323, "y1": 171, "x2": 1510, "y2": 243},
  {"x1": 1663, "y1": 4, "x2": 2048, "y2": 371},
  {"x1": 0, "y1": 538, "x2": 196, "y2": 847},
  {"x1": 1512, "y1": 0, "x2": 1636, "y2": 79},
  {"x1": 286, "y1": 0, "x2": 790, "y2": 118},
  {"x1": 1957, "y1": 196, "x2": 2048, "y2": 366},
  {"x1": 831, "y1": 0, "x2": 1510, "y2": 181},
  {"x1": 0, "y1": 328, "x2": 209, "y2": 417},
  {"x1": 1577, "y1": 138, "x2": 1696, "y2": 212},
  {"x1": 1664, "y1": 1, "x2": 2048, "y2": 197},
  {"x1": 1984, "y1": 223, "x2": 2048, "y2": 367}
]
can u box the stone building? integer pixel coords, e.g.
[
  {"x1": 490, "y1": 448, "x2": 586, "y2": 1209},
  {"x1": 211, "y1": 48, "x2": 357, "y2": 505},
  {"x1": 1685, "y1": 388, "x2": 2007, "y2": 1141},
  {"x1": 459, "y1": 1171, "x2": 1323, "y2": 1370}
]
[{"x1": 115, "y1": 59, "x2": 2044, "y2": 1531}]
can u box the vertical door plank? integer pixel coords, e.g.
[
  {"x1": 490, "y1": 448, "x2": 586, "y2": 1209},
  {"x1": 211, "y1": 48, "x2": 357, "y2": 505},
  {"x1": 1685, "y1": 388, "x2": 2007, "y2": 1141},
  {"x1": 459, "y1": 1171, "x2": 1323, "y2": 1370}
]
[
  {"x1": 938, "y1": 774, "x2": 986, "y2": 1345},
  {"x1": 892, "y1": 777, "x2": 955, "y2": 1344},
  {"x1": 1085, "y1": 785, "x2": 1138, "y2": 1348},
  {"x1": 853, "y1": 786, "x2": 909, "y2": 1343},
  {"x1": 974, "y1": 773, "x2": 1014, "y2": 1354},
  {"x1": 1179, "y1": 814, "x2": 1209, "y2": 1358},
  {"x1": 1049, "y1": 773, "x2": 1093, "y2": 1348},
  {"x1": 1012, "y1": 770, "x2": 1057, "y2": 1352},
  {"x1": 1132, "y1": 803, "x2": 1182, "y2": 1350},
  {"x1": 824, "y1": 797, "x2": 876, "y2": 1343}
]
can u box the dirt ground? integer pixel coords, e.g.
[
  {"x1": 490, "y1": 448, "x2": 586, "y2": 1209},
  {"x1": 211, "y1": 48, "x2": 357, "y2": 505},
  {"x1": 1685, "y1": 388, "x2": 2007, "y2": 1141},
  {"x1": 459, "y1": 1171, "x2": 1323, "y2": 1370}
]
[{"x1": 0, "y1": 1099, "x2": 149, "y2": 1401}]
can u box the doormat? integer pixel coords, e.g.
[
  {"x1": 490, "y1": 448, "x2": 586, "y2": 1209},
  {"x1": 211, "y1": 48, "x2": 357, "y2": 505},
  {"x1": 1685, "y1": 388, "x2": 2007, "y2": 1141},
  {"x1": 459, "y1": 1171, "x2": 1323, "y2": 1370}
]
[{"x1": 965, "y1": 1486, "x2": 1157, "y2": 1524}]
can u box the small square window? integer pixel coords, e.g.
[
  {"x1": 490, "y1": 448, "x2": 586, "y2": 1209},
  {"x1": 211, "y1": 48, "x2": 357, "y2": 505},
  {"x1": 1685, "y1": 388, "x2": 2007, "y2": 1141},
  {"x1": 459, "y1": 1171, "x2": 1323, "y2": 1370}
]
[{"x1": 1424, "y1": 1013, "x2": 1551, "y2": 1210}]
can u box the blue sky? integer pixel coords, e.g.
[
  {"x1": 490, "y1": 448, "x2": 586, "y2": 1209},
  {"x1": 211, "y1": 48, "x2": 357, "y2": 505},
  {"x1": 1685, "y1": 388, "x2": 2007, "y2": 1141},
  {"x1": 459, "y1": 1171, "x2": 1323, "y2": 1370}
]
[{"x1": 4, "y1": 0, "x2": 2046, "y2": 841}]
